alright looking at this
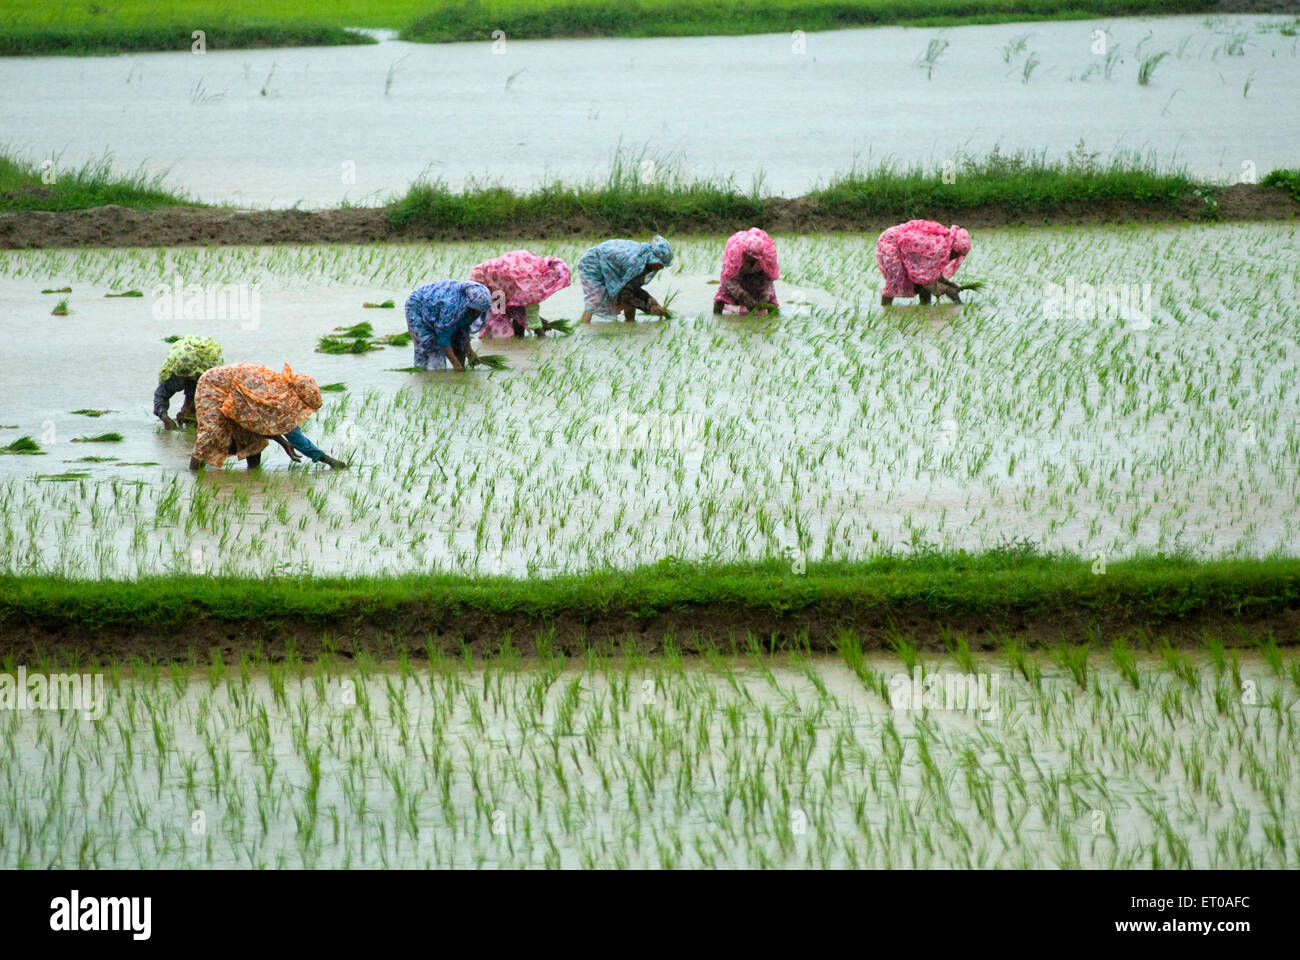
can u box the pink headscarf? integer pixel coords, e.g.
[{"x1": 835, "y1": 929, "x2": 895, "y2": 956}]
[
  {"x1": 469, "y1": 250, "x2": 572, "y2": 315},
  {"x1": 876, "y1": 220, "x2": 970, "y2": 297},
  {"x1": 715, "y1": 228, "x2": 780, "y2": 306}
]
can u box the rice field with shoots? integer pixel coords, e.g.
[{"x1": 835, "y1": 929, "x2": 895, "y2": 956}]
[
  {"x1": 0, "y1": 223, "x2": 1296, "y2": 580},
  {"x1": 3, "y1": 642, "x2": 1297, "y2": 869}
]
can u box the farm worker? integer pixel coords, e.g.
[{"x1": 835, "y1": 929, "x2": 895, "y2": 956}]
[
  {"x1": 469, "y1": 251, "x2": 572, "y2": 339},
  {"x1": 713, "y1": 227, "x2": 780, "y2": 315},
  {"x1": 876, "y1": 220, "x2": 971, "y2": 305},
  {"x1": 577, "y1": 235, "x2": 673, "y2": 323},
  {"x1": 189, "y1": 363, "x2": 345, "y2": 470},
  {"x1": 404, "y1": 280, "x2": 492, "y2": 370},
  {"x1": 154, "y1": 335, "x2": 223, "y2": 430}
]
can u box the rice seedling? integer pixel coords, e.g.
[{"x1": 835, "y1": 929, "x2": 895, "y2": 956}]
[
  {"x1": 0, "y1": 436, "x2": 43, "y2": 455},
  {"x1": 1021, "y1": 52, "x2": 1041, "y2": 83},
  {"x1": 469, "y1": 354, "x2": 510, "y2": 371},
  {"x1": 50, "y1": 298, "x2": 69, "y2": 315},
  {"x1": 1138, "y1": 51, "x2": 1170, "y2": 85},
  {"x1": 316, "y1": 336, "x2": 378, "y2": 355},
  {"x1": 334, "y1": 321, "x2": 374, "y2": 339},
  {"x1": 914, "y1": 37, "x2": 949, "y2": 80},
  {"x1": 532, "y1": 318, "x2": 575, "y2": 335}
]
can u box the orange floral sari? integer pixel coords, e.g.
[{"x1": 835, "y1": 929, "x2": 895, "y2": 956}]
[{"x1": 192, "y1": 363, "x2": 322, "y2": 467}]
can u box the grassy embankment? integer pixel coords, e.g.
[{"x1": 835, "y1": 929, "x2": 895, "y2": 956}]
[
  {"x1": 0, "y1": 0, "x2": 1218, "y2": 55},
  {"x1": 404, "y1": 0, "x2": 1219, "y2": 42},
  {"x1": 2, "y1": 553, "x2": 1298, "y2": 661},
  {"x1": 0, "y1": 153, "x2": 196, "y2": 212},
  {"x1": 2, "y1": 147, "x2": 1207, "y2": 223},
  {"x1": 386, "y1": 150, "x2": 1205, "y2": 233},
  {"x1": 0, "y1": 1, "x2": 379, "y2": 56}
]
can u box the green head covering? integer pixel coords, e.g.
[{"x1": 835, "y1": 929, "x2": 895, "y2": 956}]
[{"x1": 159, "y1": 335, "x2": 223, "y2": 383}]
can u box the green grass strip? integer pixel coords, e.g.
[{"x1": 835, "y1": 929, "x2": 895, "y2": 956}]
[
  {"x1": 0, "y1": 20, "x2": 374, "y2": 57},
  {"x1": 402, "y1": 0, "x2": 1218, "y2": 42},
  {"x1": 0, "y1": 153, "x2": 195, "y2": 212},
  {"x1": 3, "y1": 553, "x2": 1298, "y2": 634},
  {"x1": 386, "y1": 149, "x2": 1205, "y2": 233}
]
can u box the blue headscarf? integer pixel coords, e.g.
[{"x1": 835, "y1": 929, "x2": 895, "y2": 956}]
[
  {"x1": 404, "y1": 280, "x2": 492, "y2": 347},
  {"x1": 577, "y1": 236, "x2": 673, "y2": 316}
]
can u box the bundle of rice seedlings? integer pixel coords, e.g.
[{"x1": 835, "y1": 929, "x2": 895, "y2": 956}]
[
  {"x1": 41, "y1": 287, "x2": 71, "y2": 294},
  {"x1": 319, "y1": 382, "x2": 348, "y2": 392},
  {"x1": 363, "y1": 300, "x2": 396, "y2": 309},
  {"x1": 657, "y1": 290, "x2": 679, "y2": 319},
  {"x1": 316, "y1": 336, "x2": 377, "y2": 354},
  {"x1": 0, "y1": 436, "x2": 43, "y2": 455},
  {"x1": 469, "y1": 354, "x2": 510, "y2": 371},
  {"x1": 71, "y1": 433, "x2": 124, "y2": 443},
  {"x1": 105, "y1": 290, "x2": 144, "y2": 298},
  {"x1": 71, "y1": 409, "x2": 114, "y2": 417},
  {"x1": 532, "y1": 318, "x2": 575, "y2": 336},
  {"x1": 379, "y1": 332, "x2": 411, "y2": 346},
  {"x1": 162, "y1": 334, "x2": 182, "y2": 342},
  {"x1": 333, "y1": 321, "x2": 374, "y2": 339},
  {"x1": 51, "y1": 298, "x2": 69, "y2": 316}
]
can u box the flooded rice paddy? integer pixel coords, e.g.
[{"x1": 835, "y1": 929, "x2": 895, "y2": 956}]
[
  {"x1": 0, "y1": 224, "x2": 1297, "y2": 576},
  {"x1": 3, "y1": 651, "x2": 1297, "y2": 869},
  {"x1": 2, "y1": 15, "x2": 1298, "y2": 205}
]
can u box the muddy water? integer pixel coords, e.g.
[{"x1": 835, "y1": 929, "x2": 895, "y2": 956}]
[
  {"x1": 3, "y1": 656, "x2": 1294, "y2": 869},
  {"x1": 1, "y1": 16, "x2": 1296, "y2": 206}
]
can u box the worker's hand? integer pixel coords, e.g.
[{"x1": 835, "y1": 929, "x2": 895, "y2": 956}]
[
  {"x1": 319, "y1": 455, "x2": 349, "y2": 469},
  {"x1": 648, "y1": 300, "x2": 665, "y2": 316},
  {"x1": 160, "y1": 414, "x2": 179, "y2": 430}
]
